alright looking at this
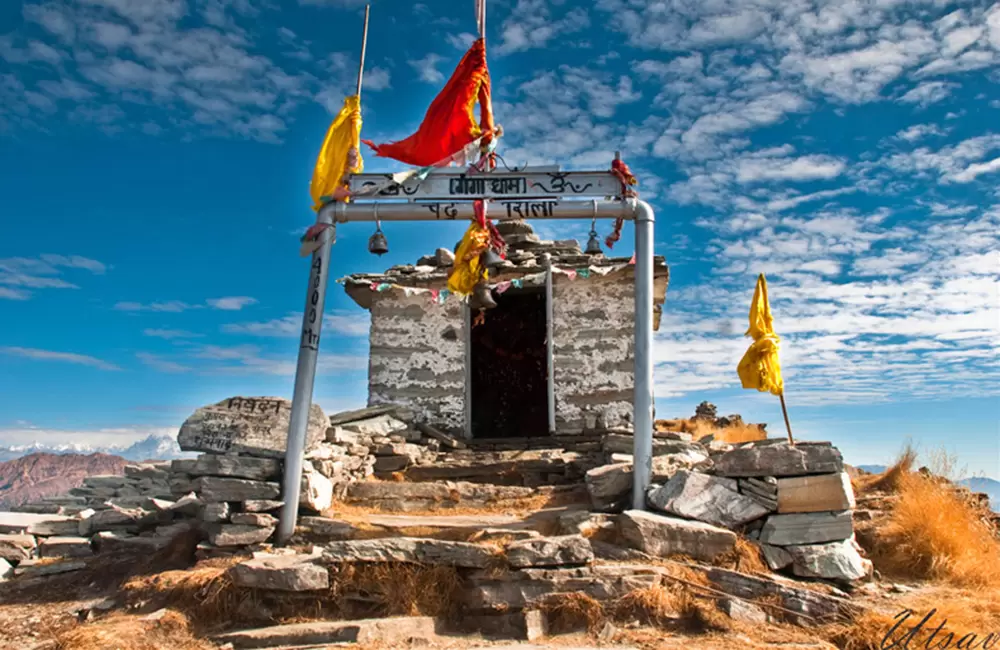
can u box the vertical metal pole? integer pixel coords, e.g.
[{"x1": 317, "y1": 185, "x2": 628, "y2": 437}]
[
  {"x1": 632, "y1": 200, "x2": 655, "y2": 510},
  {"x1": 277, "y1": 211, "x2": 336, "y2": 545},
  {"x1": 544, "y1": 253, "x2": 556, "y2": 434},
  {"x1": 463, "y1": 303, "x2": 473, "y2": 439}
]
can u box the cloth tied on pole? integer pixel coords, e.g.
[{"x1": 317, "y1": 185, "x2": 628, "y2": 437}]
[
  {"x1": 737, "y1": 273, "x2": 784, "y2": 396},
  {"x1": 310, "y1": 95, "x2": 363, "y2": 211}
]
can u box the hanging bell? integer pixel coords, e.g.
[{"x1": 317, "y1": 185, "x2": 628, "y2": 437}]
[
  {"x1": 468, "y1": 280, "x2": 497, "y2": 311},
  {"x1": 480, "y1": 248, "x2": 503, "y2": 273},
  {"x1": 585, "y1": 231, "x2": 603, "y2": 255},
  {"x1": 368, "y1": 229, "x2": 388, "y2": 256}
]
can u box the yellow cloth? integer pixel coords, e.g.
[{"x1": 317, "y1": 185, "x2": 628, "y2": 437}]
[
  {"x1": 448, "y1": 222, "x2": 490, "y2": 295},
  {"x1": 737, "y1": 273, "x2": 784, "y2": 396},
  {"x1": 309, "y1": 95, "x2": 363, "y2": 211}
]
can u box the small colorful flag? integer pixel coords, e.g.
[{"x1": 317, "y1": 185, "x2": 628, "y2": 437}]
[
  {"x1": 309, "y1": 95, "x2": 363, "y2": 211},
  {"x1": 737, "y1": 274, "x2": 784, "y2": 396}
]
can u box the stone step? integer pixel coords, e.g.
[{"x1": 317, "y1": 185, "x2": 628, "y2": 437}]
[
  {"x1": 387, "y1": 453, "x2": 601, "y2": 486},
  {"x1": 212, "y1": 616, "x2": 440, "y2": 649},
  {"x1": 342, "y1": 480, "x2": 585, "y2": 513}
]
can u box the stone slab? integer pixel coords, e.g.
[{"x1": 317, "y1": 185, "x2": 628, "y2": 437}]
[
  {"x1": 759, "y1": 511, "x2": 854, "y2": 546},
  {"x1": 785, "y1": 539, "x2": 872, "y2": 582},
  {"x1": 38, "y1": 536, "x2": 93, "y2": 559},
  {"x1": 0, "y1": 558, "x2": 11, "y2": 581},
  {"x1": 618, "y1": 510, "x2": 736, "y2": 562},
  {"x1": 231, "y1": 513, "x2": 277, "y2": 527},
  {"x1": 714, "y1": 442, "x2": 844, "y2": 478},
  {"x1": 178, "y1": 396, "x2": 327, "y2": 459},
  {"x1": 647, "y1": 470, "x2": 770, "y2": 529},
  {"x1": 15, "y1": 559, "x2": 87, "y2": 578},
  {"x1": 366, "y1": 513, "x2": 522, "y2": 530},
  {"x1": 212, "y1": 616, "x2": 438, "y2": 649},
  {"x1": 777, "y1": 472, "x2": 855, "y2": 514},
  {"x1": 189, "y1": 454, "x2": 281, "y2": 481},
  {"x1": 506, "y1": 535, "x2": 594, "y2": 568},
  {"x1": 298, "y1": 517, "x2": 360, "y2": 540},
  {"x1": 0, "y1": 534, "x2": 36, "y2": 562},
  {"x1": 194, "y1": 477, "x2": 281, "y2": 502},
  {"x1": 229, "y1": 555, "x2": 329, "y2": 591},
  {"x1": 300, "y1": 470, "x2": 333, "y2": 513},
  {"x1": 0, "y1": 513, "x2": 73, "y2": 535},
  {"x1": 243, "y1": 499, "x2": 284, "y2": 513},
  {"x1": 340, "y1": 414, "x2": 409, "y2": 437},
  {"x1": 322, "y1": 537, "x2": 494, "y2": 568},
  {"x1": 209, "y1": 524, "x2": 275, "y2": 547}
]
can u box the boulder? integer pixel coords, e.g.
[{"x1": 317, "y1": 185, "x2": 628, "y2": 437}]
[
  {"x1": 777, "y1": 472, "x2": 855, "y2": 513},
  {"x1": 300, "y1": 470, "x2": 333, "y2": 513},
  {"x1": 208, "y1": 524, "x2": 275, "y2": 547},
  {"x1": 714, "y1": 442, "x2": 843, "y2": 478},
  {"x1": 647, "y1": 470, "x2": 770, "y2": 529},
  {"x1": 585, "y1": 463, "x2": 632, "y2": 511},
  {"x1": 0, "y1": 534, "x2": 36, "y2": 562},
  {"x1": 759, "y1": 543, "x2": 794, "y2": 571},
  {"x1": 785, "y1": 539, "x2": 872, "y2": 582},
  {"x1": 759, "y1": 511, "x2": 853, "y2": 546},
  {"x1": 506, "y1": 535, "x2": 594, "y2": 568},
  {"x1": 322, "y1": 537, "x2": 493, "y2": 568},
  {"x1": 38, "y1": 536, "x2": 93, "y2": 559},
  {"x1": 229, "y1": 554, "x2": 329, "y2": 591},
  {"x1": 194, "y1": 477, "x2": 281, "y2": 502},
  {"x1": 178, "y1": 396, "x2": 327, "y2": 458},
  {"x1": 618, "y1": 510, "x2": 736, "y2": 562},
  {"x1": 0, "y1": 558, "x2": 11, "y2": 581},
  {"x1": 189, "y1": 454, "x2": 281, "y2": 481}
]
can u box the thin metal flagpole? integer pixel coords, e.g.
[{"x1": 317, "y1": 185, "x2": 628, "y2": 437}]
[
  {"x1": 356, "y1": 4, "x2": 370, "y2": 98},
  {"x1": 779, "y1": 391, "x2": 794, "y2": 445}
]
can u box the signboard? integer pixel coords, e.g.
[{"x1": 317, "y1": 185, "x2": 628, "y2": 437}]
[{"x1": 348, "y1": 170, "x2": 622, "y2": 201}]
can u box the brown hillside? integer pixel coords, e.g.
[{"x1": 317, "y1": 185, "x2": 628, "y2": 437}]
[{"x1": 0, "y1": 452, "x2": 128, "y2": 508}]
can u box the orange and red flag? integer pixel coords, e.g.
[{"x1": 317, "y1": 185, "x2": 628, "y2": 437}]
[{"x1": 363, "y1": 38, "x2": 494, "y2": 167}]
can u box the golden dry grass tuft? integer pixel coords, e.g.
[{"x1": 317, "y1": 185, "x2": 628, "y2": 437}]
[
  {"x1": 327, "y1": 563, "x2": 462, "y2": 618},
  {"x1": 54, "y1": 609, "x2": 215, "y2": 650},
  {"x1": 709, "y1": 424, "x2": 768, "y2": 444},
  {"x1": 855, "y1": 443, "x2": 918, "y2": 495},
  {"x1": 657, "y1": 417, "x2": 767, "y2": 444},
  {"x1": 860, "y1": 445, "x2": 1000, "y2": 589},
  {"x1": 539, "y1": 592, "x2": 607, "y2": 634},
  {"x1": 715, "y1": 537, "x2": 770, "y2": 575}
]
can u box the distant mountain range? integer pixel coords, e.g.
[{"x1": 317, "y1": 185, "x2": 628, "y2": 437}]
[
  {"x1": 0, "y1": 435, "x2": 192, "y2": 463},
  {"x1": 0, "y1": 452, "x2": 130, "y2": 508},
  {"x1": 856, "y1": 464, "x2": 999, "y2": 512}
]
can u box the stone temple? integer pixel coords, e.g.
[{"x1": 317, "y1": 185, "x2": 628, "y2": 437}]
[{"x1": 341, "y1": 219, "x2": 669, "y2": 440}]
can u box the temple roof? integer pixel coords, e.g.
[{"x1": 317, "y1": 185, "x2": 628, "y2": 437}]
[{"x1": 340, "y1": 219, "x2": 669, "y2": 327}]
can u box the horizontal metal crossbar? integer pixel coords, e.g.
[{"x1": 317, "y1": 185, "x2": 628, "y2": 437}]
[
  {"x1": 324, "y1": 198, "x2": 637, "y2": 223},
  {"x1": 347, "y1": 169, "x2": 623, "y2": 202}
]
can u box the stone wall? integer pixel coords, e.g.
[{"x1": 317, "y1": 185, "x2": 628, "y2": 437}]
[
  {"x1": 367, "y1": 293, "x2": 466, "y2": 430},
  {"x1": 552, "y1": 276, "x2": 635, "y2": 433}
]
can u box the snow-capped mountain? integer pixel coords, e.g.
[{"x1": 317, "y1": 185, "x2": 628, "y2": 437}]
[{"x1": 0, "y1": 435, "x2": 192, "y2": 463}]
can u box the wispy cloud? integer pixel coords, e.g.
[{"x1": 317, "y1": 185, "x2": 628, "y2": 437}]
[
  {"x1": 221, "y1": 312, "x2": 370, "y2": 337},
  {"x1": 1, "y1": 346, "x2": 121, "y2": 371},
  {"x1": 136, "y1": 352, "x2": 191, "y2": 373},
  {"x1": 206, "y1": 296, "x2": 258, "y2": 311},
  {"x1": 142, "y1": 328, "x2": 203, "y2": 340},
  {"x1": 0, "y1": 254, "x2": 106, "y2": 299},
  {"x1": 408, "y1": 53, "x2": 445, "y2": 84},
  {"x1": 116, "y1": 296, "x2": 258, "y2": 312}
]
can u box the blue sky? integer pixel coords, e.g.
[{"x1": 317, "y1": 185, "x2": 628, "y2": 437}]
[{"x1": 0, "y1": 0, "x2": 998, "y2": 477}]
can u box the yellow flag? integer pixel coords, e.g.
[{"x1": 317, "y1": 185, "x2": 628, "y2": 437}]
[
  {"x1": 737, "y1": 273, "x2": 784, "y2": 396},
  {"x1": 309, "y1": 95, "x2": 363, "y2": 211},
  {"x1": 447, "y1": 222, "x2": 490, "y2": 295}
]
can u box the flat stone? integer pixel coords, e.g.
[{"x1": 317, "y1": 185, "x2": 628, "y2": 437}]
[
  {"x1": 585, "y1": 463, "x2": 632, "y2": 511},
  {"x1": 618, "y1": 510, "x2": 736, "y2": 562},
  {"x1": 322, "y1": 537, "x2": 493, "y2": 568},
  {"x1": 203, "y1": 502, "x2": 231, "y2": 523},
  {"x1": 82, "y1": 475, "x2": 129, "y2": 489},
  {"x1": 506, "y1": 535, "x2": 594, "y2": 568},
  {"x1": 0, "y1": 558, "x2": 11, "y2": 581},
  {"x1": 785, "y1": 539, "x2": 872, "y2": 582},
  {"x1": 602, "y1": 434, "x2": 711, "y2": 462},
  {"x1": 588, "y1": 540, "x2": 655, "y2": 562},
  {"x1": 189, "y1": 454, "x2": 281, "y2": 481},
  {"x1": 719, "y1": 598, "x2": 769, "y2": 624},
  {"x1": 300, "y1": 470, "x2": 333, "y2": 513},
  {"x1": 327, "y1": 404, "x2": 405, "y2": 426},
  {"x1": 759, "y1": 511, "x2": 854, "y2": 546},
  {"x1": 759, "y1": 543, "x2": 794, "y2": 571},
  {"x1": 169, "y1": 493, "x2": 203, "y2": 517},
  {"x1": 470, "y1": 529, "x2": 542, "y2": 543},
  {"x1": 212, "y1": 616, "x2": 438, "y2": 648},
  {"x1": 415, "y1": 422, "x2": 466, "y2": 449},
  {"x1": 714, "y1": 442, "x2": 843, "y2": 478},
  {"x1": 38, "y1": 536, "x2": 93, "y2": 558},
  {"x1": 14, "y1": 558, "x2": 87, "y2": 578},
  {"x1": 229, "y1": 554, "x2": 330, "y2": 591},
  {"x1": 0, "y1": 513, "x2": 75, "y2": 536},
  {"x1": 231, "y1": 513, "x2": 277, "y2": 527},
  {"x1": 558, "y1": 511, "x2": 617, "y2": 537},
  {"x1": 243, "y1": 499, "x2": 284, "y2": 513},
  {"x1": 345, "y1": 480, "x2": 537, "y2": 512},
  {"x1": 366, "y1": 514, "x2": 522, "y2": 531},
  {"x1": 647, "y1": 470, "x2": 770, "y2": 529},
  {"x1": 93, "y1": 531, "x2": 170, "y2": 553},
  {"x1": 195, "y1": 477, "x2": 281, "y2": 502},
  {"x1": 299, "y1": 517, "x2": 360, "y2": 540},
  {"x1": 208, "y1": 524, "x2": 274, "y2": 547},
  {"x1": 178, "y1": 396, "x2": 327, "y2": 459},
  {"x1": 125, "y1": 464, "x2": 170, "y2": 479},
  {"x1": 341, "y1": 414, "x2": 409, "y2": 437},
  {"x1": 373, "y1": 455, "x2": 410, "y2": 472},
  {"x1": 777, "y1": 472, "x2": 855, "y2": 514},
  {"x1": 0, "y1": 534, "x2": 36, "y2": 562},
  {"x1": 87, "y1": 506, "x2": 150, "y2": 533}
]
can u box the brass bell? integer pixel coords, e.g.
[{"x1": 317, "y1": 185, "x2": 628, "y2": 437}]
[
  {"x1": 468, "y1": 280, "x2": 497, "y2": 310},
  {"x1": 585, "y1": 216, "x2": 602, "y2": 255},
  {"x1": 368, "y1": 229, "x2": 388, "y2": 256},
  {"x1": 480, "y1": 248, "x2": 503, "y2": 273}
]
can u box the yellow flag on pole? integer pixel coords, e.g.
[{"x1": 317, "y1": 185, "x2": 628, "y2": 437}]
[
  {"x1": 737, "y1": 273, "x2": 784, "y2": 396},
  {"x1": 309, "y1": 95, "x2": 363, "y2": 211}
]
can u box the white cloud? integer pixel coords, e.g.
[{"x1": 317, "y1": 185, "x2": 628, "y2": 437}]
[
  {"x1": 899, "y1": 81, "x2": 957, "y2": 107},
  {"x1": 895, "y1": 123, "x2": 948, "y2": 142},
  {"x1": 1, "y1": 346, "x2": 121, "y2": 370},
  {"x1": 949, "y1": 156, "x2": 1000, "y2": 183},
  {"x1": 222, "y1": 311, "x2": 370, "y2": 337},
  {"x1": 408, "y1": 53, "x2": 445, "y2": 84},
  {"x1": 0, "y1": 254, "x2": 105, "y2": 299},
  {"x1": 736, "y1": 154, "x2": 846, "y2": 183},
  {"x1": 142, "y1": 328, "x2": 202, "y2": 339},
  {"x1": 0, "y1": 287, "x2": 30, "y2": 300},
  {"x1": 114, "y1": 300, "x2": 196, "y2": 312},
  {"x1": 363, "y1": 66, "x2": 391, "y2": 91},
  {"x1": 136, "y1": 351, "x2": 191, "y2": 373},
  {"x1": 206, "y1": 296, "x2": 257, "y2": 311},
  {"x1": 496, "y1": 0, "x2": 589, "y2": 55}
]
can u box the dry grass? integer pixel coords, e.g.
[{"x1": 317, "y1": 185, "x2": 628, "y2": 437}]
[
  {"x1": 656, "y1": 417, "x2": 767, "y2": 444},
  {"x1": 715, "y1": 537, "x2": 770, "y2": 575},
  {"x1": 855, "y1": 443, "x2": 917, "y2": 495},
  {"x1": 709, "y1": 424, "x2": 768, "y2": 444},
  {"x1": 860, "y1": 445, "x2": 1000, "y2": 589},
  {"x1": 327, "y1": 563, "x2": 462, "y2": 619},
  {"x1": 539, "y1": 592, "x2": 607, "y2": 634},
  {"x1": 54, "y1": 609, "x2": 214, "y2": 650}
]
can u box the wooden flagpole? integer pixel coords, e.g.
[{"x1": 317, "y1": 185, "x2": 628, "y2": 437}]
[
  {"x1": 356, "y1": 4, "x2": 370, "y2": 98},
  {"x1": 779, "y1": 390, "x2": 794, "y2": 445}
]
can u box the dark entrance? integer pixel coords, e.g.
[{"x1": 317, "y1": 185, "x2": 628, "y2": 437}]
[{"x1": 469, "y1": 287, "x2": 549, "y2": 438}]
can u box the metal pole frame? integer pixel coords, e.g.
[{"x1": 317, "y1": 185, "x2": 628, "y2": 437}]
[{"x1": 277, "y1": 197, "x2": 657, "y2": 543}]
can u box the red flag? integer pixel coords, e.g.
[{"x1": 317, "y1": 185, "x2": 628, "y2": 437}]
[{"x1": 363, "y1": 38, "x2": 494, "y2": 167}]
